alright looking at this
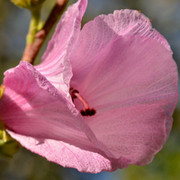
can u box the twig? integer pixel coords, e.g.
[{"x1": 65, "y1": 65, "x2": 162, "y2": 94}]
[{"x1": 22, "y1": 0, "x2": 68, "y2": 64}]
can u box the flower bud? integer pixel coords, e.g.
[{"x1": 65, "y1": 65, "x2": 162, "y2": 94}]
[{"x1": 11, "y1": 0, "x2": 46, "y2": 10}]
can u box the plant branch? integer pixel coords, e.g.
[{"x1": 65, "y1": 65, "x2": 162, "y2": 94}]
[{"x1": 22, "y1": 0, "x2": 68, "y2": 64}]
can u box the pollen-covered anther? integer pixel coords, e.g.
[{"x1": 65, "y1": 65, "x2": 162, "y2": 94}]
[
  {"x1": 81, "y1": 108, "x2": 96, "y2": 116},
  {"x1": 70, "y1": 88, "x2": 96, "y2": 116}
]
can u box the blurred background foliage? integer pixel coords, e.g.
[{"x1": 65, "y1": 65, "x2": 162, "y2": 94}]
[{"x1": 0, "y1": 0, "x2": 180, "y2": 179}]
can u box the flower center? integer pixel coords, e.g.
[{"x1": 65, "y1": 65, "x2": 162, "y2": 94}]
[{"x1": 70, "y1": 88, "x2": 96, "y2": 116}]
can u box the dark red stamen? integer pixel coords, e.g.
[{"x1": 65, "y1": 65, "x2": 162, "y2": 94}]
[
  {"x1": 71, "y1": 89, "x2": 79, "y2": 99},
  {"x1": 70, "y1": 88, "x2": 96, "y2": 117}
]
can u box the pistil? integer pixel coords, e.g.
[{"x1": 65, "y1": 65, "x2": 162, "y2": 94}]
[{"x1": 70, "y1": 88, "x2": 96, "y2": 116}]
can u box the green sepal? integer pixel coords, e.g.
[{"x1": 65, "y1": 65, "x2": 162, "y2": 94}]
[
  {"x1": 0, "y1": 85, "x2": 4, "y2": 100},
  {"x1": 0, "y1": 138, "x2": 21, "y2": 158},
  {"x1": 0, "y1": 121, "x2": 21, "y2": 158},
  {"x1": 11, "y1": 0, "x2": 46, "y2": 11}
]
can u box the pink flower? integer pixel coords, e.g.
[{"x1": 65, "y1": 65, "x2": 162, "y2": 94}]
[{"x1": 0, "y1": 0, "x2": 178, "y2": 173}]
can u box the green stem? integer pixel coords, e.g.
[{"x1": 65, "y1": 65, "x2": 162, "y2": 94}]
[
  {"x1": 26, "y1": 7, "x2": 41, "y2": 44},
  {"x1": 22, "y1": 0, "x2": 68, "y2": 64}
]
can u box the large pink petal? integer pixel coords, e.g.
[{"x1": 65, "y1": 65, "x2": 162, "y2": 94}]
[
  {"x1": 0, "y1": 61, "x2": 125, "y2": 173},
  {"x1": 8, "y1": 131, "x2": 117, "y2": 173},
  {"x1": 70, "y1": 9, "x2": 172, "y2": 87},
  {"x1": 70, "y1": 10, "x2": 178, "y2": 166},
  {"x1": 88, "y1": 104, "x2": 168, "y2": 165},
  {"x1": 36, "y1": 0, "x2": 87, "y2": 99},
  {"x1": 0, "y1": 62, "x2": 92, "y2": 146}
]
